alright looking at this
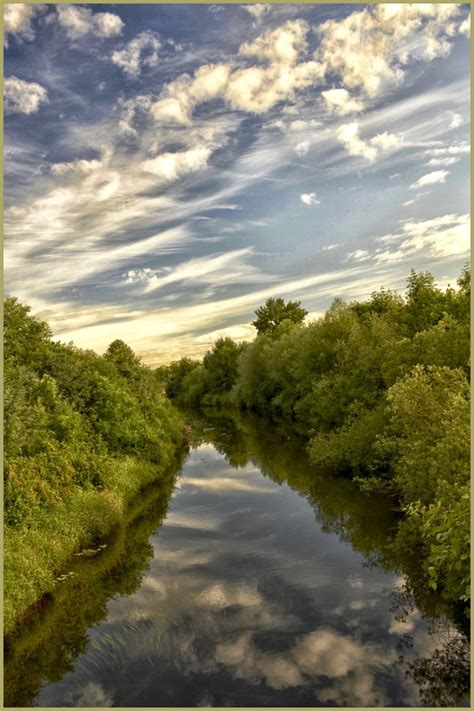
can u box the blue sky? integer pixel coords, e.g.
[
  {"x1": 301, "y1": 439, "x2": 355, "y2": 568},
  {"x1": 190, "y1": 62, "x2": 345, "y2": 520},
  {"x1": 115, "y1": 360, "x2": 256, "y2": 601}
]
[{"x1": 4, "y1": 3, "x2": 470, "y2": 363}]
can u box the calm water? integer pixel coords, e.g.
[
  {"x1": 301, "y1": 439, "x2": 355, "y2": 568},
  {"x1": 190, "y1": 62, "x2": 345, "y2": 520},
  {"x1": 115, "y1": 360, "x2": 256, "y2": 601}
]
[{"x1": 5, "y1": 409, "x2": 469, "y2": 707}]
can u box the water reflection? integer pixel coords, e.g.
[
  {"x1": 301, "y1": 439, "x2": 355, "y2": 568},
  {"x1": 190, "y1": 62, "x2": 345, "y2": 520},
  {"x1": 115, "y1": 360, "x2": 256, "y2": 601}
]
[{"x1": 5, "y1": 409, "x2": 469, "y2": 707}]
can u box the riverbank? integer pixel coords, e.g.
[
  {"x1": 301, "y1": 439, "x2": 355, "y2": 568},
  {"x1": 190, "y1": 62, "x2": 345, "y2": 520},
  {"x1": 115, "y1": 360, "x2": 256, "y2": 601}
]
[
  {"x1": 159, "y1": 268, "x2": 471, "y2": 616},
  {"x1": 4, "y1": 298, "x2": 187, "y2": 636},
  {"x1": 4, "y1": 451, "x2": 188, "y2": 638}
]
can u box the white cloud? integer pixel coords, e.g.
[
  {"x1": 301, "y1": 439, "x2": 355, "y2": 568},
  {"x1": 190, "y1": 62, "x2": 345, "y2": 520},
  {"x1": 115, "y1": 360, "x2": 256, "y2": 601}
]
[
  {"x1": 51, "y1": 159, "x2": 102, "y2": 175},
  {"x1": 239, "y1": 19, "x2": 308, "y2": 65},
  {"x1": 289, "y1": 119, "x2": 321, "y2": 130},
  {"x1": 425, "y1": 142, "x2": 469, "y2": 157},
  {"x1": 151, "y1": 64, "x2": 231, "y2": 124},
  {"x1": 346, "y1": 249, "x2": 371, "y2": 262},
  {"x1": 336, "y1": 123, "x2": 376, "y2": 161},
  {"x1": 56, "y1": 5, "x2": 124, "y2": 40},
  {"x1": 300, "y1": 192, "x2": 319, "y2": 206},
  {"x1": 142, "y1": 146, "x2": 212, "y2": 182},
  {"x1": 321, "y1": 88, "x2": 364, "y2": 115},
  {"x1": 459, "y1": 16, "x2": 470, "y2": 36},
  {"x1": 4, "y1": 3, "x2": 44, "y2": 46},
  {"x1": 125, "y1": 248, "x2": 273, "y2": 294},
  {"x1": 4, "y1": 76, "x2": 48, "y2": 114},
  {"x1": 316, "y1": 4, "x2": 466, "y2": 97},
  {"x1": 241, "y1": 4, "x2": 271, "y2": 22},
  {"x1": 370, "y1": 131, "x2": 401, "y2": 151},
  {"x1": 410, "y1": 170, "x2": 449, "y2": 190},
  {"x1": 150, "y1": 21, "x2": 325, "y2": 123},
  {"x1": 294, "y1": 141, "x2": 310, "y2": 157},
  {"x1": 425, "y1": 156, "x2": 459, "y2": 168},
  {"x1": 376, "y1": 213, "x2": 470, "y2": 262},
  {"x1": 449, "y1": 112, "x2": 463, "y2": 128},
  {"x1": 336, "y1": 122, "x2": 401, "y2": 161},
  {"x1": 402, "y1": 191, "x2": 430, "y2": 207},
  {"x1": 111, "y1": 31, "x2": 160, "y2": 79}
]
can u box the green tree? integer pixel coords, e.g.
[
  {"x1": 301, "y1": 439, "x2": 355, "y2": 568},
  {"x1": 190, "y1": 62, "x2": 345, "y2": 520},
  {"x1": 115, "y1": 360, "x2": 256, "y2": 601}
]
[
  {"x1": 104, "y1": 339, "x2": 141, "y2": 380},
  {"x1": 4, "y1": 297, "x2": 52, "y2": 370},
  {"x1": 252, "y1": 297, "x2": 308, "y2": 335}
]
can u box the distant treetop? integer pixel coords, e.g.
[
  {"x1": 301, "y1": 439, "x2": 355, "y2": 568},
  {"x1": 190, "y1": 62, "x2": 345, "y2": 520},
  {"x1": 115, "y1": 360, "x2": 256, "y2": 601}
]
[{"x1": 252, "y1": 297, "x2": 308, "y2": 335}]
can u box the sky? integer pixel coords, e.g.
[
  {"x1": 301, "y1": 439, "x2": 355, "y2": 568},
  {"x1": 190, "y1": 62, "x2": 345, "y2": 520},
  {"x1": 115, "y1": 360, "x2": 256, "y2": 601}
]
[{"x1": 4, "y1": 3, "x2": 471, "y2": 365}]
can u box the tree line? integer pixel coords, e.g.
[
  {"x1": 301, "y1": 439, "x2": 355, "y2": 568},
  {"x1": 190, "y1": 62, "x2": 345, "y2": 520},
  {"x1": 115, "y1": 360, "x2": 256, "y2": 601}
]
[{"x1": 159, "y1": 267, "x2": 470, "y2": 615}]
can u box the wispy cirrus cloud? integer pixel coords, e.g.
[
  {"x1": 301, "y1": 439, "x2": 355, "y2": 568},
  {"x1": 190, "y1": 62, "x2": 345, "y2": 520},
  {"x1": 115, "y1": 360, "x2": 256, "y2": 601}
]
[{"x1": 410, "y1": 170, "x2": 449, "y2": 190}]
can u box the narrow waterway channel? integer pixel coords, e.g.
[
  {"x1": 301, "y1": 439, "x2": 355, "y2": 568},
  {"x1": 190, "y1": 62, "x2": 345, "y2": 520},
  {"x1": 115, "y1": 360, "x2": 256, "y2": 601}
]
[{"x1": 5, "y1": 409, "x2": 469, "y2": 707}]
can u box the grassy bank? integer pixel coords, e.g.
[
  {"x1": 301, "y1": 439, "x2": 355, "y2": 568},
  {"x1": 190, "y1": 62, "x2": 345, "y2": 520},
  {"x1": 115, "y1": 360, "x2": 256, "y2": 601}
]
[
  {"x1": 5, "y1": 464, "x2": 182, "y2": 707},
  {"x1": 4, "y1": 298, "x2": 186, "y2": 636}
]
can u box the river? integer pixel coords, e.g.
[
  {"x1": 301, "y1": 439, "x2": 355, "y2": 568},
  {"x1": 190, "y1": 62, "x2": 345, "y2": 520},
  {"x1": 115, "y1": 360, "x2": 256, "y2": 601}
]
[{"x1": 5, "y1": 409, "x2": 470, "y2": 707}]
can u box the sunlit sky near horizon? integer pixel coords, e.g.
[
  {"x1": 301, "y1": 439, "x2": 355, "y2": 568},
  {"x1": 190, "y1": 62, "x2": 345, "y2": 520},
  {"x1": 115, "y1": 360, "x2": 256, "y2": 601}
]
[{"x1": 4, "y1": 3, "x2": 470, "y2": 365}]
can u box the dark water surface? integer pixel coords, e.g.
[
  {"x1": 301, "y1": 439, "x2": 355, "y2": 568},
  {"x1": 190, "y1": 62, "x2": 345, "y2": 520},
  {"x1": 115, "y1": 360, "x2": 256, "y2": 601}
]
[{"x1": 5, "y1": 409, "x2": 469, "y2": 707}]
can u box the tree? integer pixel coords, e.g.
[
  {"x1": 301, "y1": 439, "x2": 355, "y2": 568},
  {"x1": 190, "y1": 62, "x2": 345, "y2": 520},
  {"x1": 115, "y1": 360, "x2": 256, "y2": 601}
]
[
  {"x1": 104, "y1": 339, "x2": 141, "y2": 380},
  {"x1": 403, "y1": 270, "x2": 446, "y2": 336},
  {"x1": 4, "y1": 297, "x2": 52, "y2": 370},
  {"x1": 252, "y1": 297, "x2": 308, "y2": 335}
]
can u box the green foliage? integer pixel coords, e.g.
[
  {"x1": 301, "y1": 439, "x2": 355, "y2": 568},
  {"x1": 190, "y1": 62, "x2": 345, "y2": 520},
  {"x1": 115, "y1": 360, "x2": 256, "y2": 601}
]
[
  {"x1": 202, "y1": 337, "x2": 246, "y2": 403},
  {"x1": 164, "y1": 358, "x2": 200, "y2": 400},
  {"x1": 252, "y1": 297, "x2": 308, "y2": 335},
  {"x1": 4, "y1": 298, "x2": 185, "y2": 635},
  {"x1": 4, "y1": 297, "x2": 52, "y2": 371},
  {"x1": 171, "y1": 266, "x2": 470, "y2": 612}
]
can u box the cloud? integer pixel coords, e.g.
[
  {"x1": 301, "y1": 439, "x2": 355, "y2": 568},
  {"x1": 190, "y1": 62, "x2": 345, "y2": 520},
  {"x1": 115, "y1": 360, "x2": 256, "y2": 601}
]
[
  {"x1": 151, "y1": 64, "x2": 231, "y2": 124},
  {"x1": 336, "y1": 123, "x2": 376, "y2": 161},
  {"x1": 289, "y1": 119, "x2": 321, "y2": 130},
  {"x1": 241, "y1": 4, "x2": 271, "y2": 22},
  {"x1": 425, "y1": 156, "x2": 459, "y2": 167},
  {"x1": 345, "y1": 249, "x2": 371, "y2": 263},
  {"x1": 4, "y1": 3, "x2": 44, "y2": 46},
  {"x1": 459, "y1": 16, "x2": 470, "y2": 36},
  {"x1": 124, "y1": 248, "x2": 273, "y2": 294},
  {"x1": 370, "y1": 131, "x2": 400, "y2": 151},
  {"x1": 376, "y1": 213, "x2": 470, "y2": 262},
  {"x1": 111, "y1": 31, "x2": 160, "y2": 78},
  {"x1": 449, "y1": 112, "x2": 463, "y2": 128},
  {"x1": 402, "y1": 191, "x2": 430, "y2": 207},
  {"x1": 300, "y1": 192, "x2": 319, "y2": 206},
  {"x1": 410, "y1": 170, "x2": 449, "y2": 190},
  {"x1": 336, "y1": 122, "x2": 400, "y2": 161},
  {"x1": 150, "y1": 21, "x2": 324, "y2": 123},
  {"x1": 142, "y1": 146, "x2": 212, "y2": 181},
  {"x1": 4, "y1": 76, "x2": 48, "y2": 114},
  {"x1": 56, "y1": 5, "x2": 124, "y2": 40},
  {"x1": 321, "y1": 88, "x2": 364, "y2": 115},
  {"x1": 425, "y1": 142, "x2": 469, "y2": 157},
  {"x1": 316, "y1": 4, "x2": 466, "y2": 97},
  {"x1": 51, "y1": 159, "x2": 102, "y2": 175},
  {"x1": 239, "y1": 19, "x2": 308, "y2": 65},
  {"x1": 294, "y1": 140, "x2": 310, "y2": 157}
]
